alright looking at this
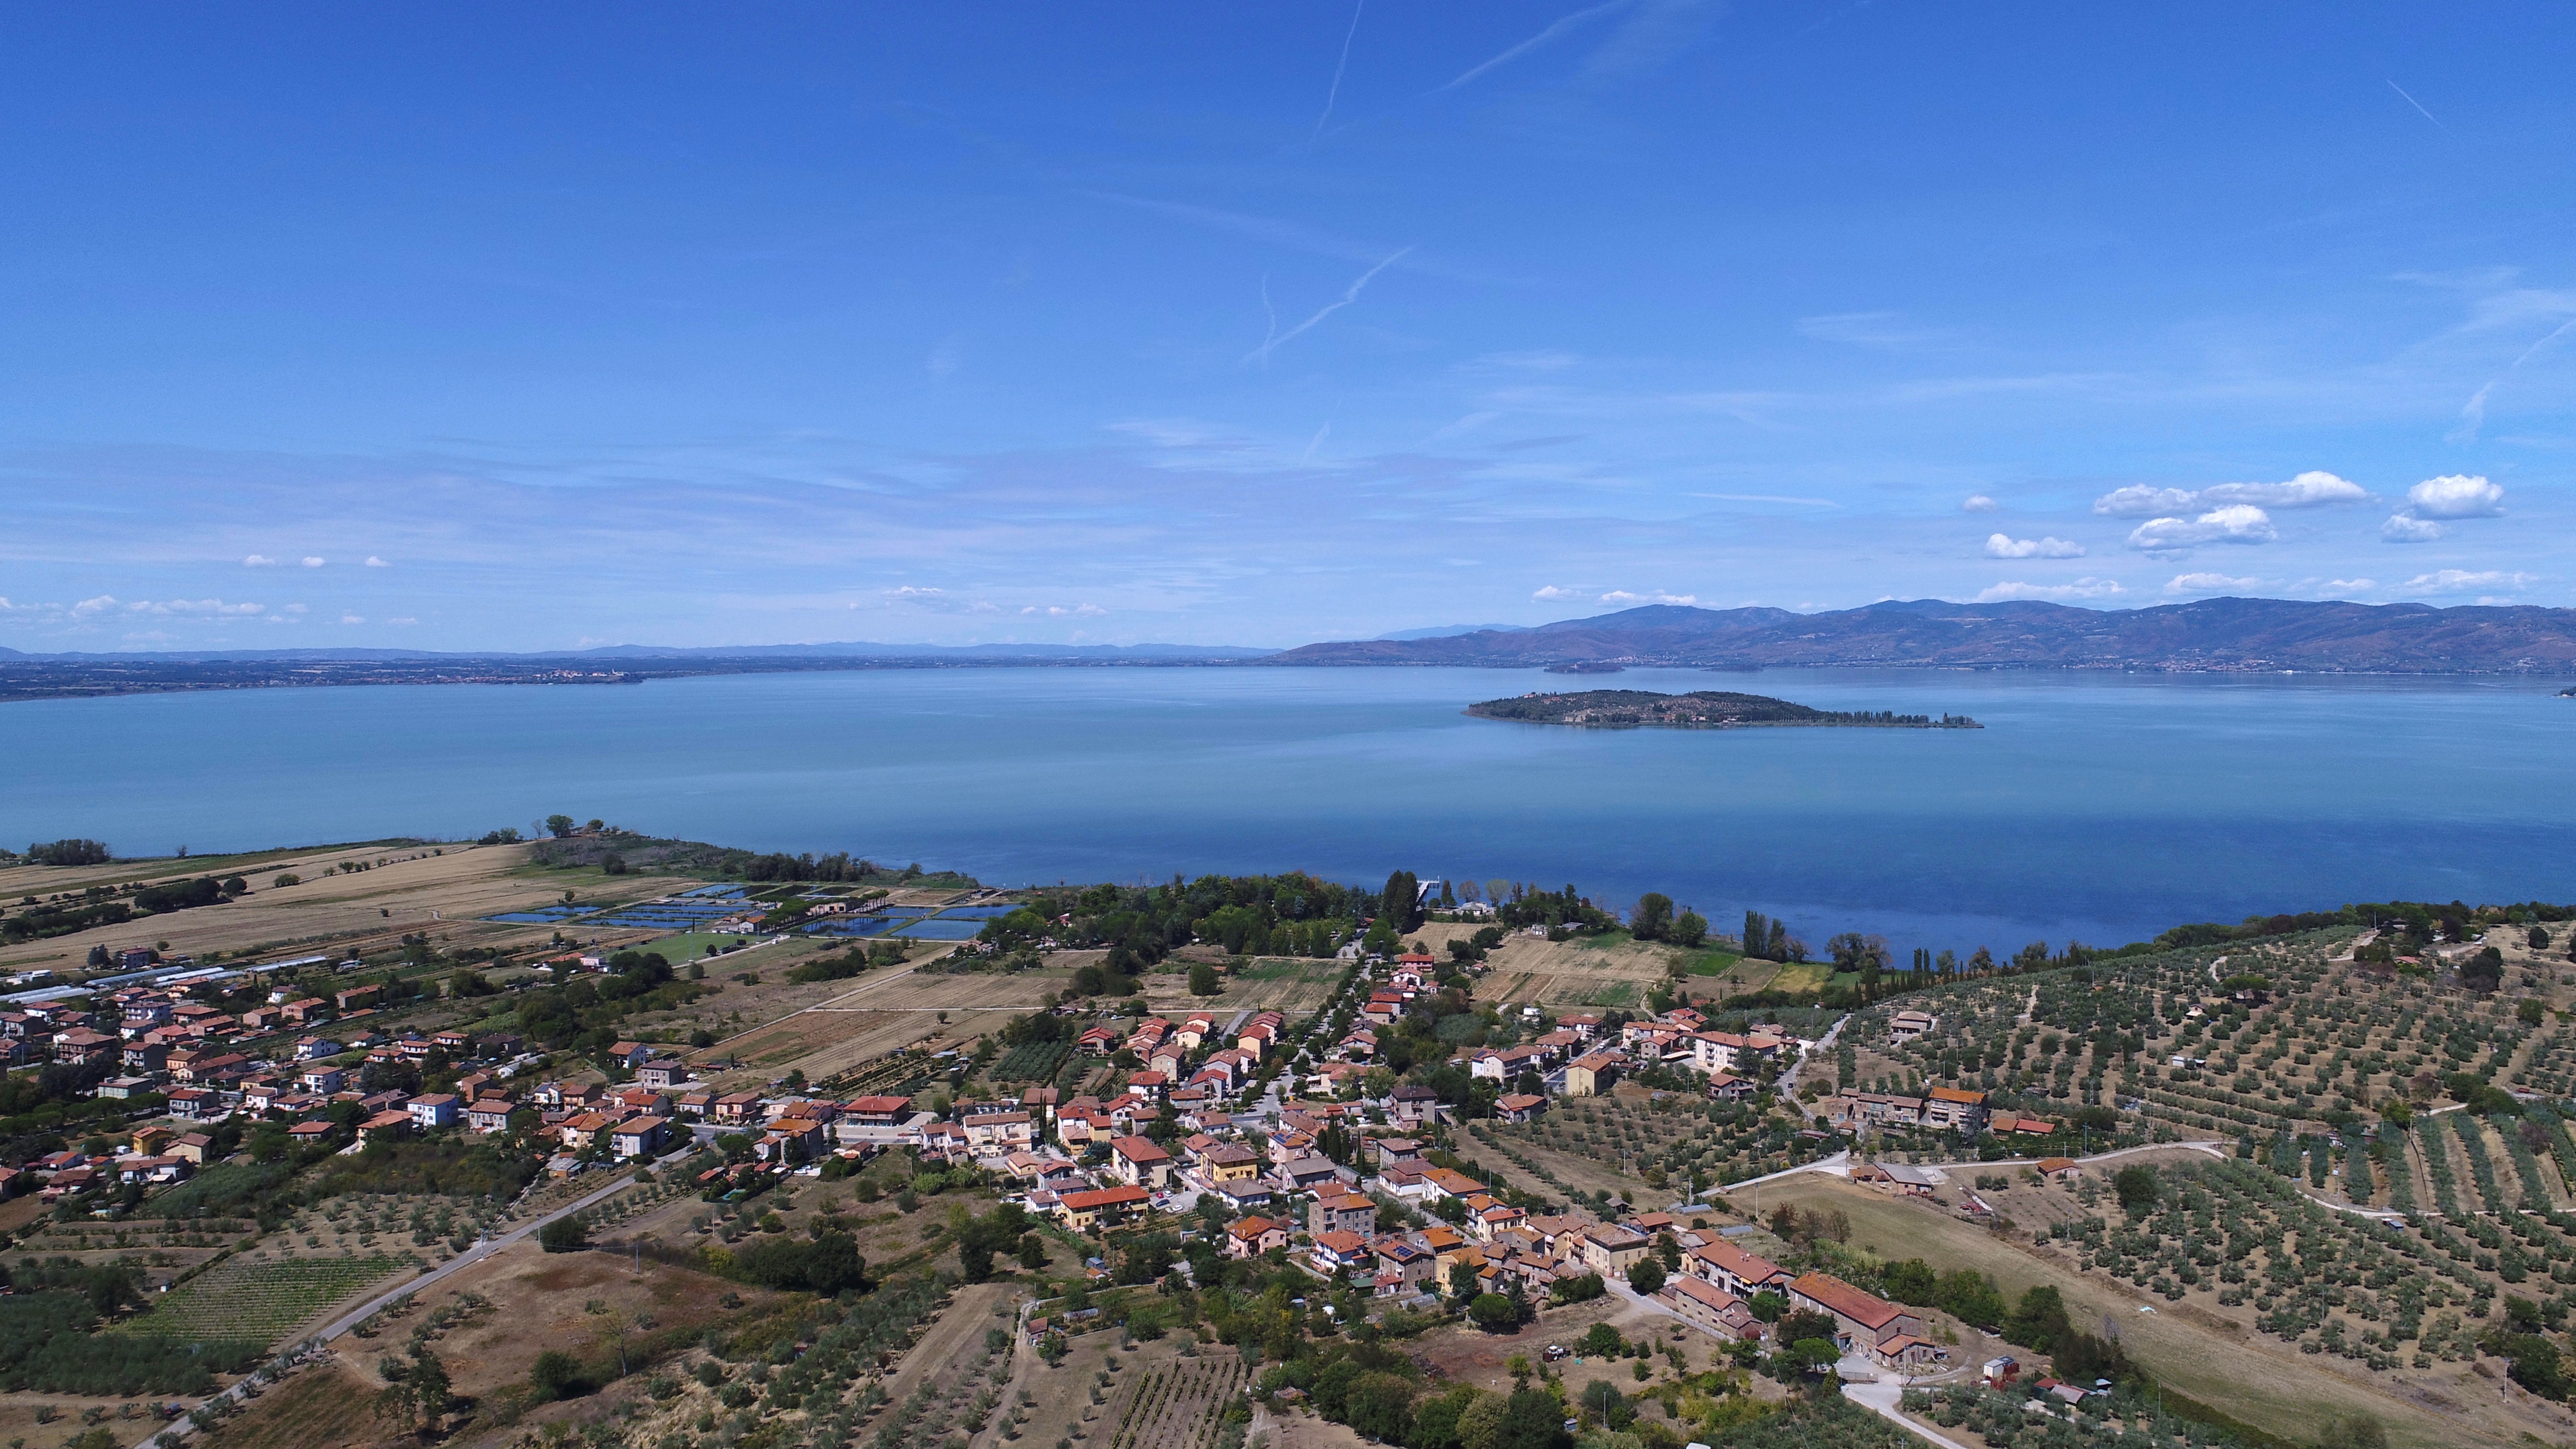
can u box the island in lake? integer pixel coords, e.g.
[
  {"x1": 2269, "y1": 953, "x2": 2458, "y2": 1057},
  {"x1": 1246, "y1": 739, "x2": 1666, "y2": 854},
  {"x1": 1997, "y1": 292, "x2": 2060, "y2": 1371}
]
[{"x1": 1466, "y1": 688, "x2": 1981, "y2": 728}]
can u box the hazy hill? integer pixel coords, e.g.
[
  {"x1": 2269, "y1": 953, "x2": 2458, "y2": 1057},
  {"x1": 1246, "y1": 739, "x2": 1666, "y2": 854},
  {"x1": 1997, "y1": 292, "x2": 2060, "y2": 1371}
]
[{"x1": 1265, "y1": 598, "x2": 2576, "y2": 673}]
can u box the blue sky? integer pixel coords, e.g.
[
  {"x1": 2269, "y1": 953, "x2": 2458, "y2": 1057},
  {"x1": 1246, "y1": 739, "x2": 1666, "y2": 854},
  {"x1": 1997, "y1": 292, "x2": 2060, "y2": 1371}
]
[{"x1": 3, "y1": 3, "x2": 2572, "y2": 650}]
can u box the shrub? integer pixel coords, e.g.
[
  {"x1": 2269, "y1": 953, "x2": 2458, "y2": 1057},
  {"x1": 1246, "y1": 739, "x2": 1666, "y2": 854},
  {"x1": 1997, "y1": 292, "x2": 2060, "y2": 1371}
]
[{"x1": 529, "y1": 1349, "x2": 588, "y2": 1400}]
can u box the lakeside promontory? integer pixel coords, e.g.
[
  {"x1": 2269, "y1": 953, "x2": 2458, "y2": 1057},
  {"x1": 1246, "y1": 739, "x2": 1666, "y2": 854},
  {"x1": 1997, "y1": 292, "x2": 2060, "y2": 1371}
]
[{"x1": 1465, "y1": 687, "x2": 1981, "y2": 728}]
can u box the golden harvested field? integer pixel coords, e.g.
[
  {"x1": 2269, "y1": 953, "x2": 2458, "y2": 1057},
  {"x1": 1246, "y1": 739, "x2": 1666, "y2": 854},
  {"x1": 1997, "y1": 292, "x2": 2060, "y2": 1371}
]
[
  {"x1": 1751, "y1": 1170, "x2": 2572, "y2": 1449},
  {"x1": 0, "y1": 839, "x2": 696, "y2": 973},
  {"x1": 1475, "y1": 931, "x2": 1692, "y2": 1009},
  {"x1": 1158, "y1": 955, "x2": 1348, "y2": 1013}
]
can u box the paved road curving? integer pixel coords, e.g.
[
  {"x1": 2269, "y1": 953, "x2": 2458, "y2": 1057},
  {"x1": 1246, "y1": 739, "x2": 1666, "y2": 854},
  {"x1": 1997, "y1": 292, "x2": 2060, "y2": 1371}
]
[{"x1": 137, "y1": 1154, "x2": 687, "y2": 1449}]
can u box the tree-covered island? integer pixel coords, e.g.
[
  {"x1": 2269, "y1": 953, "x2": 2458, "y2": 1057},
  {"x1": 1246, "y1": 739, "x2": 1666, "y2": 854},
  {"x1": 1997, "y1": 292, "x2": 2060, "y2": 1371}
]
[{"x1": 1466, "y1": 687, "x2": 1980, "y2": 728}]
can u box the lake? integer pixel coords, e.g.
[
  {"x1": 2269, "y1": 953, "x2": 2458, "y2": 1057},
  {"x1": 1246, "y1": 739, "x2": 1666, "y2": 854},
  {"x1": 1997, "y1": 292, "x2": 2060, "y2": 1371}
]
[{"x1": 6, "y1": 666, "x2": 2570, "y2": 958}]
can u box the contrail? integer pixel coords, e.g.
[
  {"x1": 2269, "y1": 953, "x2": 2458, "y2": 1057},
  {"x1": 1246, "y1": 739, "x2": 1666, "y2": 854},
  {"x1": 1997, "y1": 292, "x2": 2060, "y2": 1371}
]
[
  {"x1": 1245, "y1": 247, "x2": 1413, "y2": 365},
  {"x1": 1436, "y1": 0, "x2": 1629, "y2": 93},
  {"x1": 1312, "y1": 0, "x2": 1365, "y2": 142},
  {"x1": 2513, "y1": 314, "x2": 2576, "y2": 369},
  {"x1": 2386, "y1": 79, "x2": 2449, "y2": 133}
]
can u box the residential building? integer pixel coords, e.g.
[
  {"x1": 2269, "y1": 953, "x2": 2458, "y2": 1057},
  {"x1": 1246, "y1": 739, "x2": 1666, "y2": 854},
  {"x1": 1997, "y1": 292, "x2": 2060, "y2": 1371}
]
[
  {"x1": 408, "y1": 1093, "x2": 460, "y2": 1130},
  {"x1": 964, "y1": 1110, "x2": 1037, "y2": 1151},
  {"x1": 1691, "y1": 1241, "x2": 1792, "y2": 1299},
  {"x1": 612, "y1": 1116, "x2": 670, "y2": 1159},
  {"x1": 1226, "y1": 1215, "x2": 1289, "y2": 1259},
  {"x1": 1562, "y1": 1051, "x2": 1620, "y2": 1097},
  {"x1": 1787, "y1": 1272, "x2": 1924, "y2": 1354},
  {"x1": 1310, "y1": 1191, "x2": 1378, "y2": 1238},
  {"x1": 1109, "y1": 1135, "x2": 1172, "y2": 1189},
  {"x1": 1200, "y1": 1142, "x2": 1260, "y2": 1183},
  {"x1": 1054, "y1": 1185, "x2": 1149, "y2": 1231},
  {"x1": 1921, "y1": 1087, "x2": 1989, "y2": 1134},
  {"x1": 636, "y1": 1059, "x2": 691, "y2": 1090},
  {"x1": 1659, "y1": 1277, "x2": 1760, "y2": 1340},
  {"x1": 1580, "y1": 1224, "x2": 1652, "y2": 1278},
  {"x1": 1308, "y1": 1230, "x2": 1371, "y2": 1276},
  {"x1": 357, "y1": 1110, "x2": 412, "y2": 1143},
  {"x1": 1388, "y1": 1085, "x2": 1441, "y2": 1125}
]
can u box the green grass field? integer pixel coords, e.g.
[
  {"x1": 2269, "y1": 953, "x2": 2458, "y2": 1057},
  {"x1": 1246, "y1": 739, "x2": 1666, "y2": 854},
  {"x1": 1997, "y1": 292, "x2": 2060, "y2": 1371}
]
[
  {"x1": 116, "y1": 1254, "x2": 409, "y2": 1346},
  {"x1": 1683, "y1": 949, "x2": 1744, "y2": 976},
  {"x1": 641, "y1": 931, "x2": 756, "y2": 961},
  {"x1": 1572, "y1": 980, "x2": 1641, "y2": 1008},
  {"x1": 1239, "y1": 957, "x2": 1339, "y2": 982},
  {"x1": 1770, "y1": 961, "x2": 1830, "y2": 992}
]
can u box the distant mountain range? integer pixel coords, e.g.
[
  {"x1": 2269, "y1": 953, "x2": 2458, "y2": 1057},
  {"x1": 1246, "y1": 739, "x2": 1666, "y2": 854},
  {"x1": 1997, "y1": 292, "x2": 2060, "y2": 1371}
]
[
  {"x1": 1267, "y1": 598, "x2": 2576, "y2": 673},
  {"x1": 7, "y1": 599, "x2": 2575, "y2": 697},
  {"x1": 0, "y1": 639, "x2": 1271, "y2": 663}
]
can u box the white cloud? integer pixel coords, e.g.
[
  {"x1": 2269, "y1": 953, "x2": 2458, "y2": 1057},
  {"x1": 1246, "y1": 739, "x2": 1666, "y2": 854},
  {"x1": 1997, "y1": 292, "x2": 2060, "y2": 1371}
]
[
  {"x1": 129, "y1": 598, "x2": 265, "y2": 616},
  {"x1": 2199, "y1": 471, "x2": 2368, "y2": 509},
  {"x1": 1599, "y1": 590, "x2": 1700, "y2": 606},
  {"x1": 1974, "y1": 578, "x2": 2125, "y2": 602},
  {"x1": 387, "y1": 616, "x2": 417, "y2": 625},
  {"x1": 301, "y1": 556, "x2": 326, "y2": 568},
  {"x1": 243, "y1": 554, "x2": 277, "y2": 567},
  {"x1": 341, "y1": 613, "x2": 364, "y2": 624},
  {"x1": 1531, "y1": 585, "x2": 1581, "y2": 600},
  {"x1": 282, "y1": 603, "x2": 306, "y2": 614},
  {"x1": 2097, "y1": 471, "x2": 2365, "y2": 517},
  {"x1": 72, "y1": 595, "x2": 119, "y2": 616},
  {"x1": 2323, "y1": 578, "x2": 2377, "y2": 593},
  {"x1": 2380, "y1": 515, "x2": 2444, "y2": 543},
  {"x1": 365, "y1": 555, "x2": 391, "y2": 568},
  {"x1": 2404, "y1": 474, "x2": 2504, "y2": 518},
  {"x1": 1983, "y1": 533, "x2": 2085, "y2": 559},
  {"x1": 2125, "y1": 505, "x2": 2277, "y2": 551},
  {"x1": 2401, "y1": 569, "x2": 2533, "y2": 595},
  {"x1": 2164, "y1": 572, "x2": 2263, "y2": 596},
  {"x1": 2094, "y1": 485, "x2": 2204, "y2": 518},
  {"x1": 1959, "y1": 494, "x2": 1998, "y2": 513}
]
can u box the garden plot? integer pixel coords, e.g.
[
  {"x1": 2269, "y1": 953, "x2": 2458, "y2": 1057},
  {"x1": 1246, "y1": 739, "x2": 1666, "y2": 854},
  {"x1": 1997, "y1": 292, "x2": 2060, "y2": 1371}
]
[
  {"x1": 1101, "y1": 1353, "x2": 1248, "y2": 1449},
  {"x1": 114, "y1": 1254, "x2": 408, "y2": 1346},
  {"x1": 1475, "y1": 1094, "x2": 1831, "y2": 1204}
]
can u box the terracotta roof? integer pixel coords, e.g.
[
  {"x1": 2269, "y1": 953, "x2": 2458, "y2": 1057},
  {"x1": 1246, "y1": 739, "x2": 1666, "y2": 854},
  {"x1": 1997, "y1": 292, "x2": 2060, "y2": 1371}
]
[
  {"x1": 1661, "y1": 1276, "x2": 1744, "y2": 1310},
  {"x1": 1059, "y1": 1185, "x2": 1150, "y2": 1212},
  {"x1": 1791, "y1": 1272, "x2": 1907, "y2": 1330},
  {"x1": 1111, "y1": 1135, "x2": 1170, "y2": 1164},
  {"x1": 1693, "y1": 1241, "x2": 1787, "y2": 1284}
]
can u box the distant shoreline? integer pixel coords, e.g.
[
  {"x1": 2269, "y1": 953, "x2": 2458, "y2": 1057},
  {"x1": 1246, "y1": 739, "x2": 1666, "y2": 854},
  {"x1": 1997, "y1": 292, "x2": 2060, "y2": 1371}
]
[{"x1": 7, "y1": 652, "x2": 2576, "y2": 704}]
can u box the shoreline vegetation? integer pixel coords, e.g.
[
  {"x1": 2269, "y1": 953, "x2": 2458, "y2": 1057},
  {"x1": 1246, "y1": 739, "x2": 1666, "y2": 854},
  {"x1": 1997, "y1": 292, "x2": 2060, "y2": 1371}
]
[{"x1": 1466, "y1": 688, "x2": 1982, "y2": 730}]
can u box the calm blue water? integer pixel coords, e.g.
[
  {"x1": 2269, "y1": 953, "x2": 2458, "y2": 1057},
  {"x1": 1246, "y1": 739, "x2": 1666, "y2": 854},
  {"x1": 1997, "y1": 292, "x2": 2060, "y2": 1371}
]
[{"x1": 5, "y1": 667, "x2": 2570, "y2": 958}]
